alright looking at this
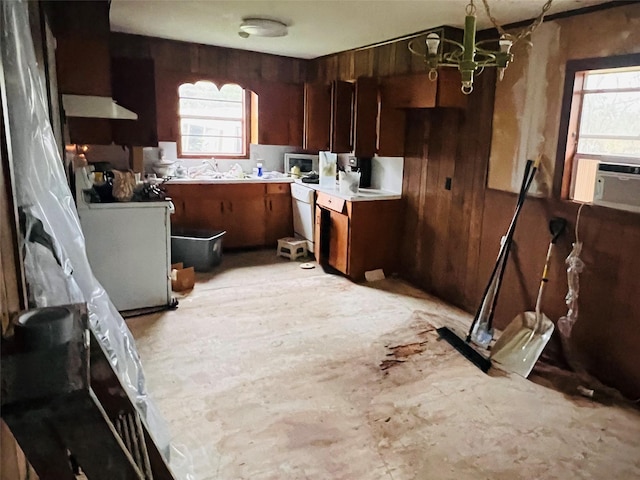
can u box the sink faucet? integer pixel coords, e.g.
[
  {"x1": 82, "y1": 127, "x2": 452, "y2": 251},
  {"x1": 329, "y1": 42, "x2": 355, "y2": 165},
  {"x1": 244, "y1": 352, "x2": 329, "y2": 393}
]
[{"x1": 203, "y1": 158, "x2": 218, "y2": 172}]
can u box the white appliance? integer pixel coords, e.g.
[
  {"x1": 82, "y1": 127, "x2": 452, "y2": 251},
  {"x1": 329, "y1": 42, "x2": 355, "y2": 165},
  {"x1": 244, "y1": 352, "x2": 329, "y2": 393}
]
[
  {"x1": 319, "y1": 151, "x2": 337, "y2": 188},
  {"x1": 284, "y1": 153, "x2": 319, "y2": 175},
  {"x1": 593, "y1": 162, "x2": 640, "y2": 213},
  {"x1": 75, "y1": 167, "x2": 174, "y2": 313},
  {"x1": 291, "y1": 182, "x2": 316, "y2": 253}
]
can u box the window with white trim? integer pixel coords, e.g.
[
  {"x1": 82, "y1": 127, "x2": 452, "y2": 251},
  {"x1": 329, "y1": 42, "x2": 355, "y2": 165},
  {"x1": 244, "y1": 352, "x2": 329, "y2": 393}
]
[
  {"x1": 566, "y1": 66, "x2": 640, "y2": 203},
  {"x1": 178, "y1": 81, "x2": 247, "y2": 157}
]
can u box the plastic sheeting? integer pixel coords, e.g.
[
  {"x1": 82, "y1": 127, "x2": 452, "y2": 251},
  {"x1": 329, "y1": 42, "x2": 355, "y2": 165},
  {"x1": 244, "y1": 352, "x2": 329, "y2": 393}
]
[
  {"x1": 557, "y1": 242, "x2": 584, "y2": 342},
  {"x1": 1, "y1": 2, "x2": 192, "y2": 477}
]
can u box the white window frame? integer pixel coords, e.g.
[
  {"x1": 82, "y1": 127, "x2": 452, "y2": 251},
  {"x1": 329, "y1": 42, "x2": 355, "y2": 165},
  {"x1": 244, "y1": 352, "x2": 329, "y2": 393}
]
[{"x1": 177, "y1": 81, "x2": 249, "y2": 159}]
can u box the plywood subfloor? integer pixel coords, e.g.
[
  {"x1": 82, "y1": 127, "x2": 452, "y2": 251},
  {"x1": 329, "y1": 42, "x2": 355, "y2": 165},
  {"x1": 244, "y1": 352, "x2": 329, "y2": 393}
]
[{"x1": 127, "y1": 250, "x2": 640, "y2": 480}]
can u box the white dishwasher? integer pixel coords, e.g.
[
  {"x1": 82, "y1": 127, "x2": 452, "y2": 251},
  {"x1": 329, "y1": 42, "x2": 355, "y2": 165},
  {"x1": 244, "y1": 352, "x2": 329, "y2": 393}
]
[{"x1": 290, "y1": 182, "x2": 316, "y2": 253}]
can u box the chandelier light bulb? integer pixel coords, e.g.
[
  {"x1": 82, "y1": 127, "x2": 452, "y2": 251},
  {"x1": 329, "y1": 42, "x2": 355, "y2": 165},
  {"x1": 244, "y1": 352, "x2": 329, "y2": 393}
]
[
  {"x1": 499, "y1": 36, "x2": 513, "y2": 54},
  {"x1": 425, "y1": 33, "x2": 441, "y2": 56}
]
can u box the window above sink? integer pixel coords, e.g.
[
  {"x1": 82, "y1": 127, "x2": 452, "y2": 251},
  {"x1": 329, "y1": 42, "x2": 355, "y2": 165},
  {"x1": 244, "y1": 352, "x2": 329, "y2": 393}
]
[{"x1": 178, "y1": 81, "x2": 250, "y2": 159}]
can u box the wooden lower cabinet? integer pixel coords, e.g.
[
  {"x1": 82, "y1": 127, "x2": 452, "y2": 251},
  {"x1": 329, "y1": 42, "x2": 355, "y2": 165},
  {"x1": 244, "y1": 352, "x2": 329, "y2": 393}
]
[
  {"x1": 315, "y1": 191, "x2": 402, "y2": 280},
  {"x1": 328, "y1": 209, "x2": 349, "y2": 273},
  {"x1": 223, "y1": 196, "x2": 267, "y2": 248},
  {"x1": 164, "y1": 182, "x2": 293, "y2": 249},
  {"x1": 265, "y1": 193, "x2": 293, "y2": 247}
]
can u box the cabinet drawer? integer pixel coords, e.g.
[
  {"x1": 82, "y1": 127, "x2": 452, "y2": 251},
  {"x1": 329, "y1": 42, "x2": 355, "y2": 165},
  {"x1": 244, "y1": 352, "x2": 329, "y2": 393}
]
[
  {"x1": 266, "y1": 183, "x2": 290, "y2": 195},
  {"x1": 316, "y1": 192, "x2": 346, "y2": 213}
]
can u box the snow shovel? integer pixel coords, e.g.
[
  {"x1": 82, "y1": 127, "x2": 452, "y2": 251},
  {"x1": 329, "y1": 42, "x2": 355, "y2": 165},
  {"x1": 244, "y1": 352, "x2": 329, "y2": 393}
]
[{"x1": 490, "y1": 217, "x2": 568, "y2": 377}]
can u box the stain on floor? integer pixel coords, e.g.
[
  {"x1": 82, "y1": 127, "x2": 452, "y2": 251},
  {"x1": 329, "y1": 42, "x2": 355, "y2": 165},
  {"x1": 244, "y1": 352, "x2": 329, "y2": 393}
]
[{"x1": 128, "y1": 250, "x2": 640, "y2": 480}]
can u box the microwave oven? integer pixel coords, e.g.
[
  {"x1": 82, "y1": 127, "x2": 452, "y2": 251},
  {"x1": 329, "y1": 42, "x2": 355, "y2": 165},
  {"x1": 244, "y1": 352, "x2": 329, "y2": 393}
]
[{"x1": 284, "y1": 153, "x2": 319, "y2": 175}]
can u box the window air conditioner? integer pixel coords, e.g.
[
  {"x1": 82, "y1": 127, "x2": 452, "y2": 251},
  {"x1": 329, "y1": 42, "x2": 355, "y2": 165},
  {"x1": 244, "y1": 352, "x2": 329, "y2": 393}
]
[{"x1": 593, "y1": 163, "x2": 640, "y2": 213}]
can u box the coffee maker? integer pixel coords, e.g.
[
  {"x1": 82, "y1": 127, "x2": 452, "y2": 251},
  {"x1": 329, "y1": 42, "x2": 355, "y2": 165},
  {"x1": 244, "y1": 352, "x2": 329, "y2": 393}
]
[{"x1": 348, "y1": 157, "x2": 372, "y2": 188}]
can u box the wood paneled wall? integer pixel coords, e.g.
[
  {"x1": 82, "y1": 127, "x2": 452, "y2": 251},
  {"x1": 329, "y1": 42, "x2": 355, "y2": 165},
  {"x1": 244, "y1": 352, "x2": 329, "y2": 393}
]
[
  {"x1": 111, "y1": 33, "x2": 307, "y2": 145},
  {"x1": 479, "y1": 191, "x2": 640, "y2": 399},
  {"x1": 313, "y1": 17, "x2": 640, "y2": 399},
  {"x1": 308, "y1": 32, "x2": 440, "y2": 83},
  {"x1": 111, "y1": 33, "x2": 307, "y2": 85},
  {"x1": 400, "y1": 70, "x2": 496, "y2": 308}
]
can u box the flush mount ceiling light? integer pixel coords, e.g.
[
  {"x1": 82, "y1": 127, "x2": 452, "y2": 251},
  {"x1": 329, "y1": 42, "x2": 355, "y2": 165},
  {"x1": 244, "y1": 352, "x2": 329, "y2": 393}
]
[
  {"x1": 409, "y1": 0, "x2": 553, "y2": 94},
  {"x1": 238, "y1": 18, "x2": 288, "y2": 38}
]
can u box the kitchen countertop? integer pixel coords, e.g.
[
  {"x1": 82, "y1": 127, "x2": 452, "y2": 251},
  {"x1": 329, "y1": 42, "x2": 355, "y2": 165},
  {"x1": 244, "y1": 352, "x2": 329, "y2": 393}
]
[
  {"x1": 164, "y1": 177, "x2": 401, "y2": 201},
  {"x1": 165, "y1": 177, "x2": 294, "y2": 185},
  {"x1": 295, "y1": 180, "x2": 402, "y2": 202}
]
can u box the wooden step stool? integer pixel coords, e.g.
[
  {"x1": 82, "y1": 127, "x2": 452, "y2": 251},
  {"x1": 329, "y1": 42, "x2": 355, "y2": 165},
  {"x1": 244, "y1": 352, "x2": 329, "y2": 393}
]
[{"x1": 277, "y1": 237, "x2": 308, "y2": 260}]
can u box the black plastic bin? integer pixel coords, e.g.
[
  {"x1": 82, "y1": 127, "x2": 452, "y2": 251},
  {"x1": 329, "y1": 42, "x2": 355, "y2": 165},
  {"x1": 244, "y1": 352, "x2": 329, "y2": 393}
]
[{"x1": 171, "y1": 229, "x2": 226, "y2": 272}]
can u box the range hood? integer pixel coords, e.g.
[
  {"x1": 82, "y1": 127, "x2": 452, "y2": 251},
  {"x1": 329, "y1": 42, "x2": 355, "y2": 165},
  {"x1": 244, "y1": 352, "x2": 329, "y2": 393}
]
[{"x1": 62, "y1": 94, "x2": 138, "y2": 120}]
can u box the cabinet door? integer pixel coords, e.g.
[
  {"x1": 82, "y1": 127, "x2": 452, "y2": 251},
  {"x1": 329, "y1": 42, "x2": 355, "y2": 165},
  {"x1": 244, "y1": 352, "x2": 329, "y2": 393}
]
[
  {"x1": 377, "y1": 105, "x2": 406, "y2": 157},
  {"x1": 379, "y1": 73, "x2": 436, "y2": 109},
  {"x1": 111, "y1": 57, "x2": 158, "y2": 146},
  {"x1": 256, "y1": 82, "x2": 303, "y2": 147},
  {"x1": 265, "y1": 195, "x2": 293, "y2": 247},
  {"x1": 330, "y1": 80, "x2": 353, "y2": 153},
  {"x1": 57, "y1": 35, "x2": 113, "y2": 145},
  {"x1": 56, "y1": 35, "x2": 111, "y2": 96},
  {"x1": 165, "y1": 184, "x2": 225, "y2": 232},
  {"x1": 379, "y1": 71, "x2": 467, "y2": 109},
  {"x1": 435, "y1": 68, "x2": 468, "y2": 109},
  {"x1": 328, "y1": 210, "x2": 349, "y2": 274},
  {"x1": 303, "y1": 83, "x2": 331, "y2": 151},
  {"x1": 170, "y1": 198, "x2": 186, "y2": 228},
  {"x1": 314, "y1": 205, "x2": 322, "y2": 261},
  {"x1": 223, "y1": 197, "x2": 266, "y2": 248},
  {"x1": 353, "y1": 77, "x2": 378, "y2": 158},
  {"x1": 185, "y1": 198, "x2": 225, "y2": 231}
]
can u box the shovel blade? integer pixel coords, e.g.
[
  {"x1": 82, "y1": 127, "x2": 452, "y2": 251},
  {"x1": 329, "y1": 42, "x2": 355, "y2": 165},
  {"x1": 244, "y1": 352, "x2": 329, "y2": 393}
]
[{"x1": 490, "y1": 311, "x2": 554, "y2": 378}]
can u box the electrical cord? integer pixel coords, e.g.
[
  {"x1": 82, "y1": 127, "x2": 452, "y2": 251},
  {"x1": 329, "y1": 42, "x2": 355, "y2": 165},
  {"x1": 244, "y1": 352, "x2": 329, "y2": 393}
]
[{"x1": 575, "y1": 203, "x2": 585, "y2": 244}]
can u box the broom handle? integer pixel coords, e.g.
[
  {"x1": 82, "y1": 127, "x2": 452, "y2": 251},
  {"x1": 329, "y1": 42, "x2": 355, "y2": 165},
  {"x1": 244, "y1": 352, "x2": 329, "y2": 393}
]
[
  {"x1": 466, "y1": 158, "x2": 537, "y2": 340},
  {"x1": 535, "y1": 243, "x2": 554, "y2": 316},
  {"x1": 485, "y1": 160, "x2": 539, "y2": 330}
]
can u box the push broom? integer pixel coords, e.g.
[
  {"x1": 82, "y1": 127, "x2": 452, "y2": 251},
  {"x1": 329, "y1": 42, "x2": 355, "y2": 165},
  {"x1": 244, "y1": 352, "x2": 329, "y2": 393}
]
[{"x1": 437, "y1": 156, "x2": 540, "y2": 372}]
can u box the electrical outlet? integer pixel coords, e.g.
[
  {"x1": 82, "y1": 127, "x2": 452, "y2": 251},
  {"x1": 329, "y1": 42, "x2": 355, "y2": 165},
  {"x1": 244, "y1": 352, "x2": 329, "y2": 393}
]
[{"x1": 445, "y1": 177, "x2": 452, "y2": 190}]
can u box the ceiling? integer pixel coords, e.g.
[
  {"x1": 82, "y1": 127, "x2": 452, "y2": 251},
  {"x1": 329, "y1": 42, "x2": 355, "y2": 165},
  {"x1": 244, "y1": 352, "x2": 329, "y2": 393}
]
[{"x1": 110, "y1": 0, "x2": 612, "y2": 60}]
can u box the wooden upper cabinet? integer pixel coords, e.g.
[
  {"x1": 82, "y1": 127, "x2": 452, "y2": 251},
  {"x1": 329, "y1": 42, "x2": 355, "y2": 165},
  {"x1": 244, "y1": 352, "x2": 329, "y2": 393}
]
[
  {"x1": 330, "y1": 80, "x2": 354, "y2": 153},
  {"x1": 377, "y1": 105, "x2": 406, "y2": 157},
  {"x1": 379, "y1": 69, "x2": 467, "y2": 109},
  {"x1": 56, "y1": 36, "x2": 112, "y2": 97},
  {"x1": 380, "y1": 73, "x2": 436, "y2": 109},
  {"x1": 304, "y1": 77, "x2": 377, "y2": 156},
  {"x1": 353, "y1": 76, "x2": 378, "y2": 158},
  {"x1": 56, "y1": 34, "x2": 114, "y2": 145},
  {"x1": 111, "y1": 57, "x2": 158, "y2": 146},
  {"x1": 434, "y1": 69, "x2": 468, "y2": 109},
  {"x1": 256, "y1": 82, "x2": 303, "y2": 147},
  {"x1": 303, "y1": 83, "x2": 331, "y2": 151},
  {"x1": 377, "y1": 69, "x2": 467, "y2": 156}
]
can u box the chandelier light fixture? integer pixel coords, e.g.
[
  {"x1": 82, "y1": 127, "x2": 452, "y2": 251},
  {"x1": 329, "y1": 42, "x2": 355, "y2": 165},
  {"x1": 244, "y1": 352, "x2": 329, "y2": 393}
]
[{"x1": 409, "y1": 0, "x2": 553, "y2": 94}]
